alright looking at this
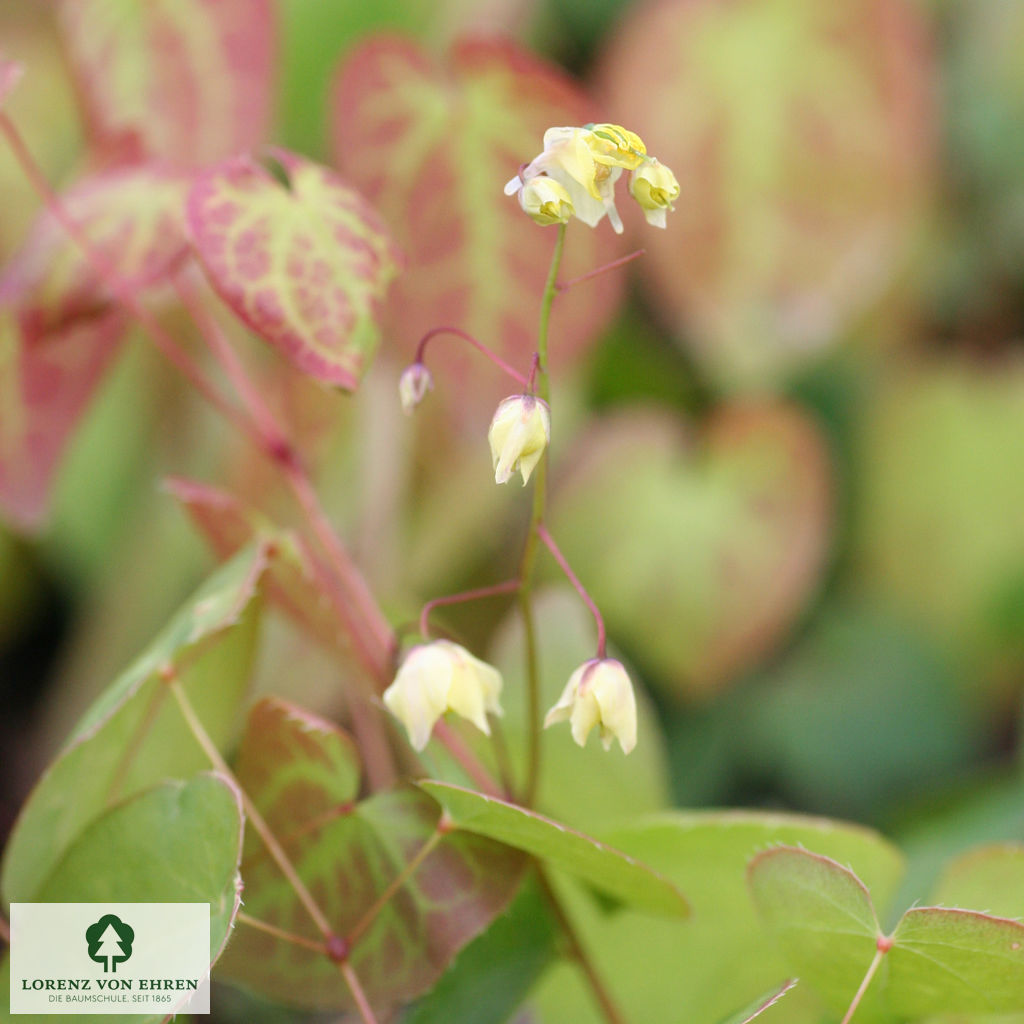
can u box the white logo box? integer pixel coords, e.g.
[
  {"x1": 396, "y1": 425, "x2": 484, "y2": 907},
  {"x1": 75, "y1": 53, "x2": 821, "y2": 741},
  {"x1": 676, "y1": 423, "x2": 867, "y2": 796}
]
[{"x1": 10, "y1": 903, "x2": 211, "y2": 1015}]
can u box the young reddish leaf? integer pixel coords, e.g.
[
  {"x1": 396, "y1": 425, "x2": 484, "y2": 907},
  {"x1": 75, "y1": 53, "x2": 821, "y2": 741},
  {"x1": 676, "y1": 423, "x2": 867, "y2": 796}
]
[
  {"x1": 0, "y1": 164, "x2": 192, "y2": 340},
  {"x1": 220, "y1": 700, "x2": 525, "y2": 1011},
  {"x1": 0, "y1": 310, "x2": 124, "y2": 531},
  {"x1": 165, "y1": 476, "x2": 349, "y2": 653},
  {"x1": 187, "y1": 150, "x2": 401, "y2": 389},
  {"x1": 331, "y1": 38, "x2": 625, "y2": 408},
  {"x1": 716, "y1": 979, "x2": 798, "y2": 1024},
  {"x1": 550, "y1": 404, "x2": 832, "y2": 697},
  {"x1": 0, "y1": 56, "x2": 24, "y2": 106},
  {"x1": 55, "y1": 0, "x2": 275, "y2": 165},
  {"x1": 599, "y1": 0, "x2": 934, "y2": 390}
]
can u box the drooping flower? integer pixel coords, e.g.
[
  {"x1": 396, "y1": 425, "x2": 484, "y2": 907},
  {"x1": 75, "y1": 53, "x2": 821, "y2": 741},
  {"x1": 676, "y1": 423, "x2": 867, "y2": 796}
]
[
  {"x1": 517, "y1": 175, "x2": 574, "y2": 226},
  {"x1": 398, "y1": 362, "x2": 433, "y2": 414},
  {"x1": 488, "y1": 395, "x2": 551, "y2": 485},
  {"x1": 383, "y1": 640, "x2": 503, "y2": 751},
  {"x1": 629, "y1": 158, "x2": 680, "y2": 229},
  {"x1": 504, "y1": 123, "x2": 676, "y2": 234},
  {"x1": 544, "y1": 658, "x2": 637, "y2": 754}
]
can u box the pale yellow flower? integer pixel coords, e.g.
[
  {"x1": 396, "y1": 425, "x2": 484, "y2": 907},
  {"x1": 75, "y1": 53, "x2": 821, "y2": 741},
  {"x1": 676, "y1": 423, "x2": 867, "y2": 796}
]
[
  {"x1": 544, "y1": 658, "x2": 637, "y2": 754},
  {"x1": 629, "y1": 158, "x2": 680, "y2": 229},
  {"x1": 518, "y1": 175, "x2": 575, "y2": 226},
  {"x1": 383, "y1": 640, "x2": 503, "y2": 751},
  {"x1": 488, "y1": 395, "x2": 551, "y2": 485}
]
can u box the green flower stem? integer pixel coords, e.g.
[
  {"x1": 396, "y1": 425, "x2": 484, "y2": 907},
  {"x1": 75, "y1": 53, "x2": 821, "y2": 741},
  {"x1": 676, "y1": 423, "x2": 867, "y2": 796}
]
[{"x1": 518, "y1": 222, "x2": 567, "y2": 807}]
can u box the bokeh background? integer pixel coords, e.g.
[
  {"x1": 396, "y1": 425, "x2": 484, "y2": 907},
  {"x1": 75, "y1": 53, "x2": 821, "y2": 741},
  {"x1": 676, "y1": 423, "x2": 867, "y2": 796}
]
[{"x1": 1, "y1": 0, "x2": 1024, "y2": 1017}]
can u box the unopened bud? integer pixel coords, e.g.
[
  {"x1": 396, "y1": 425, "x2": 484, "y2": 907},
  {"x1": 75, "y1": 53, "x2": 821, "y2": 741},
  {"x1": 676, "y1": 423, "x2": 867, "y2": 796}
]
[{"x1": 399, "y1": 362, "x2": 433, "y2": 415}]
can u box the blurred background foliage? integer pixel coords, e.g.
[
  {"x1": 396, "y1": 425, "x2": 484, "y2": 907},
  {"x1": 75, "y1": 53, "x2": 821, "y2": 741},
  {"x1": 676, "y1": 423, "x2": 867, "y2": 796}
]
[{"x1": 2, "y1": 0, "x2": 1024, "y2": 1016}]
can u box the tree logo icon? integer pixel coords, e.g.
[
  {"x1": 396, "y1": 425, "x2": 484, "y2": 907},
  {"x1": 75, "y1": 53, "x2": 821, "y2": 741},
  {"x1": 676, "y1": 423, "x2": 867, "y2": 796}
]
[{"x1": 85, "y1": 914, "x2": 134, "y2": 973}]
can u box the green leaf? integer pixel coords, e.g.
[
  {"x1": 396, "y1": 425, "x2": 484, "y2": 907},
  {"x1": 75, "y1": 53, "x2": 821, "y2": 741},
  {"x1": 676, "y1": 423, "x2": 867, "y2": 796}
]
[
  {"x1": 186, "y1": 149, "x2": 401, "y2": 389},
  {"x1": 533, "y1": 811, "x2": 903, "y2": 1024},
  {"x1": 419, "y1": 781, "x2": 689, "y2": 918},
  {"x1": 748, "y1": 847, "x2": 880, "y2": 1014},
  {"x1": 1, "y1": 545, "x2": 266, "y2": 902},
  {"x1": 217, "y1": 699, "x2": 525, "y2": 1012},
  {"x1": 886, "y1": 908, "x2": 1024, "y2": 1016},
  {"x1": 403, "y1": 873, "x2": 559, "y2": 1024},
  {"x1": 715, "y1": 979, "x2": 798, "y2": 1024},
  {"x1": 932, "y1": 843, "x2": 1024, "y2": 919}
]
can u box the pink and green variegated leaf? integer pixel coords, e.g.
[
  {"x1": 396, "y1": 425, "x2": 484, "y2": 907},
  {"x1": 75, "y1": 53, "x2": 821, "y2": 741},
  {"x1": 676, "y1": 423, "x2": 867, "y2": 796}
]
[
  {"x1": 0, "y1": 164, "x2": 192, "y2": 341},
  {"x1": 0, "y1": 310, "x2": 124, "y2": 531},
  {"x1": 219, "y1": 699, "x2": 525, "y2": 1011},
  {"x1": 599, "y1": 0, "x2": 934, "y2": 391},
  {"x1": 165, "y1": 476, "x2": 349, "y2": 653},
  {"x1": 331, "y1": 37, "x2": 624, "y2": 409},
  {"x1": 187, "y1": 150, "x2": 401, "y2": 389},
  {"x1": 55, "y1": 0, "x2": 274, "y2": 166},
  {"x1": 0, "y1": 57, "x2": 24, "y2": 105}
]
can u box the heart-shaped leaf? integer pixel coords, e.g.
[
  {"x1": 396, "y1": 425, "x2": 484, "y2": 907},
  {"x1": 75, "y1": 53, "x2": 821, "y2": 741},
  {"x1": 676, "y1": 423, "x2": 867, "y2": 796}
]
[
  {"x1": 750, "y1": 845, "x2": 1024, "y2": 1019},
  {"x1": 550, "y1": 404, "x2": 831, "y2": 696},
  {"x1": 716, "y1": 979, "x2": 798, "y2": 1024},
  {"x1": 419, "y1": 781, "x2": 689, "y2": 918},
  {"x1": 331, "y1": 37, "x2": 625, "y2": 411},
  {"x1": 0, "y1": 310, "x2": 124, "y2": 531},
  {"x1": 0, "y1": 545, "x2": 266, "y2": 903},
  {"x1": 55, "y1": 0, "x2": 275, "y2": 165},
  {"x1": 218, "y1": 698, "x2": 525, "y2": 1011},
  {"x1": 599, "y1": 0, "x2": 934, "y2": 390},
  {"x1": 187, "y1": 149, "x2": 401, "y2": 388},
  {"x1": 0, "y1": 164, "x2": 192, "y2": 341},
  {"x1": 166, "y1": 476, "x2": 349, "y2": 653}
]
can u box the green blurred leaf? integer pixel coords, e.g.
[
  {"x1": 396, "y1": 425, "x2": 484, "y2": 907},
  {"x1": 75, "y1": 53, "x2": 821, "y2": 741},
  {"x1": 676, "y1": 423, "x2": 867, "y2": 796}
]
[
  {"x1": 932, "y1": 843, "x2": 1024, "y2": 919},
  {"x1": 403, "y1": 872, "x2": 559, "y2": 1024},
  {"x1": 420, "y1": 780, "x2": 689, "y2": 919},
  {"x1": 1, "y1": 545, "x2": 265, "y2": 902}
]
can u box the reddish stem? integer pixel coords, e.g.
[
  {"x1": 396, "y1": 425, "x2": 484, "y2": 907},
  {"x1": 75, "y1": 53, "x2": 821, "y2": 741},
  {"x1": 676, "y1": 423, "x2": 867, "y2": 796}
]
[
  {"x1": 556, "y1": 249, "x2": 645, "y2": 294},
  {"x1": 536, "y1": 523, "x2": 607, "y2": 658},
  {"x1": 418, "y1": 579, "x2": 521, "y2": 638},
  {"x1": 413, "y1": 326, "x2": 528, "y2": 388}
]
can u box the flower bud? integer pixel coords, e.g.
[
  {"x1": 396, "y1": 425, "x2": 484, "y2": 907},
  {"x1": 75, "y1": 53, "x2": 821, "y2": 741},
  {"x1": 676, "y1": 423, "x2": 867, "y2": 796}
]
[
  {"x1": 398, "y1": 362, "x2": 433, "y2": 414},
  {"x1": 383, "y1": 640, "x2": 503, "y2": 751},
  {"x1": 488, "y1": 395, "x2": 551, "y2": 486},
  {"x1": 544, "y1": 658, "x2": 637, "y2": 754},
  {"x1": 519, "y1": 175, "x2": 575, "y2": 226},
  {"x1": 629, "y1": 158, "x2": 680, "y2": 228}
]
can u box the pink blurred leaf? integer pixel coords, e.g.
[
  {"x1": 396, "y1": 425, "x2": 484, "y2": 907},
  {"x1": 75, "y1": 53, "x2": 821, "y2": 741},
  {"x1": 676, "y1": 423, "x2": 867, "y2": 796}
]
[
  {"x1": 165, "y1": 476, "x2": 349, "y2": 653},
  {"x1": 0, "y1": 56, "x2": 24, "y2": 106},
  {"x1": 218, "y1": 698, "x2": 525, "y2": 1011},
  {"x1": 331, "y1": 37, "x2": 626, "y2": 406},
  {"x1": 187, "y1": 150, "x2": 401, "y2": 389},
  {"x1": 0, "y1": 310, "x2": 124, "y2": 531},
  {"x1": 0, "y1": 164, "x2": 192, "y2": 341},
  {"x1": 599, "y1": 0, "x2": 934, "y2": 390},
  {"x1": 56, "y1": 0, "x2": 275, "y2": 165}
]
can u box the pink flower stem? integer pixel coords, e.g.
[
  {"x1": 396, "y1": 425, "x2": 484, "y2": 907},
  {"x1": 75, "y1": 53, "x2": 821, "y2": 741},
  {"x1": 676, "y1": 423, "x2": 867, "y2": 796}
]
[
  {"x1": 418, "y1": 579, "x2": 521, "y2": 638},
  {"x1": 535, "y1": 523, "x2": 607, "y2": 658},
  {"x1": 413, "y1": 326, "x2": 528, "y2": 388},
  {"x1": 840, "y1": 936, "x2": 891, "y2": 1024},
  {"x1": 0, "y1": 112, "x2": 251, "y2": 439},
  {"x1": 556, "y1": 248, "x2": 645, "y2": 294}
]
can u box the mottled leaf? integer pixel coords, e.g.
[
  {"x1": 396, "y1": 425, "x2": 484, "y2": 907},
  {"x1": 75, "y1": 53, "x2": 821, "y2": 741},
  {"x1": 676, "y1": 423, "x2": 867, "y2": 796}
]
[
  {"x1": 219, "y1": 698, "x2": 525, "y2": 1011},
  {"x1": 600, "y1": 0, "x2": 934, "y2": 390},
  {"x1": 932, "y1": 843, "x2": 1024, "y2": 920},
  {"x1": 533, "y1": 811, "x2": 903, "y2": 1024},
  {"x1": 166, "y1": 476, "x2": 348, "y2": 652},
  {"x1": 0, "y1": 545, "x2": 266, "y2": 903},
  {"x1": 332, "y1": 37, "x2": 624, "y2": 410},
  {"x1": 716, "y1": 979, "x2": 799, "y2": 1024},
  {"x1": 550, "y1": 405, "x2": 831, "y2": 697},
  {"x1": 56, "y1": 0, "x2": 275, "y2": 165},
  {"x1": 0, "y1": 310, "x2": 124, "y2": 531},
  {"x1": 187, "y1": 149, "x2": 401, "y2": 388},
  {"x1": 0, "y1": 164, "x2": 192, "y2": 340},
  {"x1": 748, "y1": 847, "x2": 880, "y2": 1015},
  {"x1": 419, "y1": 781, "x2": 688, "y2": 918}
]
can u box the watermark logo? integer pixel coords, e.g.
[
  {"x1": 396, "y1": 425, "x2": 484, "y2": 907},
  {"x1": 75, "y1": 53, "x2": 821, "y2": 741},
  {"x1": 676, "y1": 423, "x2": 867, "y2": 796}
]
[{"x1": 85, "y1": 914, "x2": 135, "y2": 973}]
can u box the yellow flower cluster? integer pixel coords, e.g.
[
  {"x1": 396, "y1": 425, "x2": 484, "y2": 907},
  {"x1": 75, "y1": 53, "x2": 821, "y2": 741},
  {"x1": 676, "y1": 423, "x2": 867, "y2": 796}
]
[{"x1": 504, "y1": 123, "x2": 679, "y2": 233}]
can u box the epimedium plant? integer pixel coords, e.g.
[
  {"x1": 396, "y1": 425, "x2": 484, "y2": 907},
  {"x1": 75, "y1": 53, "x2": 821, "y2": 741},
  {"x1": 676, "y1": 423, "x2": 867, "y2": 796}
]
[{"x1": 1, "y1": 9, "x2": 1024, "y2": 1024}]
